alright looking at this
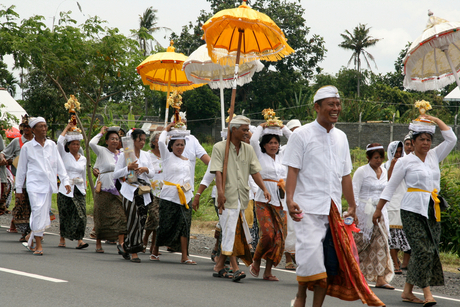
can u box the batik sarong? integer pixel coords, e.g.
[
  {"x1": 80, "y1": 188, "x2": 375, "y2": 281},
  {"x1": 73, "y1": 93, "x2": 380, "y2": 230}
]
[
  {"x1": 57, "y1": 188, "x2": 87, "y2": 241},
  {"x1": 122, "y1": 188, "x2": 148, "y2": 253},
  {"x1": 155, "y1": 199, "x2": 192, "y2": 253},
  {"x1": 94, "y1": 191, "x2": 126, "y2": 241},
  {"x1": 253, "y1": 201, "x2": 287, "y2": 267},
  {"x1": 401, "y1": 202, "x2": 444, "y2": 288}
]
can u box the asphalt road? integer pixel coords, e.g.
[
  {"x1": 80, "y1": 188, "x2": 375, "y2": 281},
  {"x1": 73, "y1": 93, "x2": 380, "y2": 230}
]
[{"x1": 1, "y1": 226, "x2": 460, "y2": 307}]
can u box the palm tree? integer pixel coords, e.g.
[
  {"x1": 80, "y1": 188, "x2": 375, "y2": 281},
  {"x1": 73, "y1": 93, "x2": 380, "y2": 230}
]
[
  {"x1": 137, "y1": 7, "x2": 171, "y2": 56},
  {"x1": 339, "y1": 23, "x2": 381, "y2": 97}
]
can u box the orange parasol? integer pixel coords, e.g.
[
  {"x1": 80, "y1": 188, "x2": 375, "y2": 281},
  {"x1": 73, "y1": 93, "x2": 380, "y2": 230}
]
[
  {"x1": 136, "y1": 41, "x2": 205, "y2": 125},
  {"x1": 201, "y1": 1, "x2": 294, "y2": 211}
]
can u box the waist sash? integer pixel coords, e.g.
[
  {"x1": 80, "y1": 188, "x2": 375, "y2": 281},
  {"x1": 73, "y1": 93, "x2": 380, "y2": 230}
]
[
  {"x1": 407, "y1": 187, "x2": 440, "y2": 221},
  {"x1": 164, "y1": 181, "x2": 188, "y2": 209}
]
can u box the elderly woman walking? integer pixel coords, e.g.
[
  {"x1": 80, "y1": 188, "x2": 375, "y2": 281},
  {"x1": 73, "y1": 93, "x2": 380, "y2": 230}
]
[
  {"x1": 90, "y1": 126, "x2": 126, "y2": 253},
  {"x1": 374, "y1": 115, "x2": 456, "y2": 306},
  {"x1": 56, "y1": 123, "x2": 88, "y2": 249},
  {"x1": 114, "y1": 129, "x2": 154, "y2": 263}
]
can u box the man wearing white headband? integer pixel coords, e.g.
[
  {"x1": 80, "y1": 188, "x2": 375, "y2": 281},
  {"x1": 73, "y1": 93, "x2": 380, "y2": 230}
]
[
  {"x1": 284, "y1": 86, "x2": 383, "y2": 306},
  {"x1": 210, "y1": 114, "x2": 271, "y2": 282},
  {"x1": 15, "y1": 117, "x2": 71, "y2": 256}
]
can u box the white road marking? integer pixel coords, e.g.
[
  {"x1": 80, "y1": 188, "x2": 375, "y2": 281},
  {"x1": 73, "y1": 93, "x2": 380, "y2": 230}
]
[
  {"x1": 0, "y1": 267, "x2": 68, "y2": 283},
  {"x1": 3, "y1": 225, "x2": 460, "y2": 302}
]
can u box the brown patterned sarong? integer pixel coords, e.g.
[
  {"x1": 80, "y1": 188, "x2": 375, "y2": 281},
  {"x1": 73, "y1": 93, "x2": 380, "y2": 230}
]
[
  {"x1": 0, "y1": 182, "x2": 9, "y2": 214},
  {"x1": 144, "y1": 196, "x2": 160, "y2": 231},
  {"x1": 232, "y1": 213, "x2": 253, "y2": 267},
  {"x1": 353, "y1": 216, "x2": 394, "y2": 283},
  {"x1": 253, "y1": 201, "x2": 287, "y2": 267},
  {"x1": 12, "y1": 189, "x2": 31, "y2": 234},
  {"x1": 94, "y1": 191, "x2": 126, "y2": 241},
  {"x1": 121, "y1": 189, "x2": 148, "y2": 254},
  {"x1": 305, "y1": 202, "x2": 384, "y2": 306}
]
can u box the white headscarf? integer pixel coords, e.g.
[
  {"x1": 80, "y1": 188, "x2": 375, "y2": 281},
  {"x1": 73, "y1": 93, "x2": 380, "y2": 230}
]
[
  {"x1": 286, "y1": 119, "x2": 301, "y2": 130},
  {"x1": 384, "y1": 141, "x2": 404, "y2": 169}
]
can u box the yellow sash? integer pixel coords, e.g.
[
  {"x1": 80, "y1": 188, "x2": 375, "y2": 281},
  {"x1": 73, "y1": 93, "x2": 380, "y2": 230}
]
[
  {"x1": 407, "y1": 187, "x2": 441, "y2": 222},
  {"x1": 164, "y1": 181, "x2": 189, "y2": 209}
]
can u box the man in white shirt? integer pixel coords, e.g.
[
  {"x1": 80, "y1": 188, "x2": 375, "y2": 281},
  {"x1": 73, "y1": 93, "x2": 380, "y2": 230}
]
[
  {"x1": 284, "y1": 86, "x2": 374, "y2": 307},
  {"x1": 16, "y1": 117, "x2": 71, "y2": 255}
]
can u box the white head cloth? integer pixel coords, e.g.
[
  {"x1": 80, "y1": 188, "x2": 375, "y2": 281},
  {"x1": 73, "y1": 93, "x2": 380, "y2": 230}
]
[
  {"x1": 384, "y1": 141, "x2": 404, "y2": 170},
  {"x1": 65, "y1": 132, "x2": 83, "y2": 142},
  {"x1": 408, "y1": 121, "x2": 436, "y2": 135},
  {"x1": 366, "y1": 145, "x2": 384, "y2": 152},
  {"x1": 313, "y1": 85, "x2": 340, "y2": 103},
  {"x1": 262, "y1": 127, "x2": 283, "y2": 136},
  {"x1": 29, "y1": 117, "x2": 46, "y2": 128},
  {"x1": 286, "y1": 119, "x2": 301, "y2": 130},
  {"x1": 404, "y1": 131, "x2": 413, "y2": 142},
  {"x1": 220, "y1": 128, "x2": 228, "y2": 139},
  {"x1": 229, "y1": 115, "x2": 251, "y2": 126}
]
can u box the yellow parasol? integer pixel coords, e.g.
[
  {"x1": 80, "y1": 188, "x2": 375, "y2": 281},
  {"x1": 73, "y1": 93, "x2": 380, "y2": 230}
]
[
  {"x1": 136, "y1": 41, "x2": 205, "y2": 126},
  {"x1": 201, "y1": 1, "x2": 294, "y2": 212}
]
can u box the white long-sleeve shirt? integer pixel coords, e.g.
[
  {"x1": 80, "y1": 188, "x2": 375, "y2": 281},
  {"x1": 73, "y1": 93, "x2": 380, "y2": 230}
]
[
  {"x1": 158, "y1": 131, "x2": 193, "y2": 204},
  {"x1": 57, "y1": 135, "x2": 86, "y2": 197},
  {"x1": 353, "y1": 164, "x2": 389, "y2": 239},
  {"x1": 16, "y1": 138, "x2": 69, "y2": 194},
  {"x1": 380, "y1": 129, "x2": 457, "y2": 218},
  {"x1": 250, "y1": 125, "x2": 291, "y2": 207},
  {"x1": 89, "y1": 133, "x2": 120, "y2": 194},
  {"x1": 113, "y1": 150, "x2": 155, "y2": 204}
]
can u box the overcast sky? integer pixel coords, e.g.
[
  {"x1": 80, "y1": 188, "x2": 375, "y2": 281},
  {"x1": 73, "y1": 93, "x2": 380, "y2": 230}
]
[{"x1": 2, "y1": 0, "x2": 460, "y2": 78}]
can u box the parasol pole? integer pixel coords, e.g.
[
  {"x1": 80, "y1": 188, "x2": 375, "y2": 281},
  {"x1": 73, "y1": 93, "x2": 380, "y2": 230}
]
[
  {"x1": 219, "y1": 70, "x2": 225, "y2": 140},
  {"x1": 442, "y1": 48, "x2": 460, "y2": 90},
  {"x1": 164, "y1": 69, "x2": 172, "y2": 127},
  {"x1": 220, "y1": 28, "x2": 243, "y2": 214}
]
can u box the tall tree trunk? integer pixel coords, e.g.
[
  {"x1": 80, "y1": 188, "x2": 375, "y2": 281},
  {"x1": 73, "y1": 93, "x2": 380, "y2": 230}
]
[{"x1": 357, "y1": 57, "x2": 361, "y2": 98}]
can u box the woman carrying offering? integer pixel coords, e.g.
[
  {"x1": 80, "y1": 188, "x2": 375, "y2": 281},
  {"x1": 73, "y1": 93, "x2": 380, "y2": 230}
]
[
  {"x1": 373, "y1": 114, "x2": 456, "y2": 306},
  {"x1": 114, "y1": 129, "x2": 154, "y2": 263},
  {"x1": 90, "y1": 126, "x2": 126, "y2": 254},
  {"x1": 353, "y1": 143, "x2": 394, "y2": 289},
  {"x1": 56, "y1": 122, "x2": 88, "y2": 249},
  {"x1": 153, "y1": 122, "x2": 195, "y2": 265},
  {"x1": 249, "y1": 120, "x2": 291, "y2": 281}
]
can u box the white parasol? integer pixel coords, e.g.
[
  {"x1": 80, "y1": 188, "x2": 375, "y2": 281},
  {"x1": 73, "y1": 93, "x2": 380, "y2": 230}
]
[
  {"x1": 183, "y1": 44, "x2": 263, "y2": 138},
  {"x1": 404, "y1": 10, "x2": 460, "y2": 91}
]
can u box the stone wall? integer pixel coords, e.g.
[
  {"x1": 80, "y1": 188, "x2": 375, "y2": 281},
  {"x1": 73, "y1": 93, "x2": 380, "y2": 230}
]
[{"x1": 194, "y1": 120, "x2": 460, "y2": 150}]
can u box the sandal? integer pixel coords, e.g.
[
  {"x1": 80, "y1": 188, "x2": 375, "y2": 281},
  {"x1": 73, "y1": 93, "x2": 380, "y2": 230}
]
[
  {"x1": 6, "y1": 228, "x2": 18, "y2": 233},
  {"x1": 149, "y1": 254, "x2": 160, "y2": 261},
  {"x1": 181, "y1": 259, "x2": 197, "y2": 265},
  {"x1": 19, "y1": 236, "x2": 27, "y2": 242},
  {"x1": 394, "y1": 269, "x2": 403, "y2": 275},
  {"x1": 423, "y1": 300, "x2": 437, "y2": 307},
  {"x1": 58, "y1": 243, "x2": 66, "y2": 248},
  {"x1": 285, "y1": 262, "x2": 296, "y2": 270},
  {"x1": 375, "y1": 283, "x2": 395, "y2": 290},
  {"x1": 130, "y1": 257, "x2": 141, "y2": 263},
  {"x1": 263, "y1": 275, "x2": 279, "y2": 281},
  {"x1": 95, "y1": 248, "x2": 104, "y2": 253},
  {"x1": 76, "y1": 243, "x2": 89, "y2": 249},
  {"x1": 402, "y1": 296, "x2": 424, "y2": 304},
  {"x1": 22, "y1": 242, "x2": 35, "y2": 252},
  {"x1": 33, "y1": 250, "x2": 43, "y2": 256},
  {"x1": 213, "y1": 268, "x2": 233, "y2": 279},
  {"x1": 249, "y1": 263, "x2": 259, "y2": 277},
  {"x1": 232, "y1": 270, "x2": 246, "y2": 282}
]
